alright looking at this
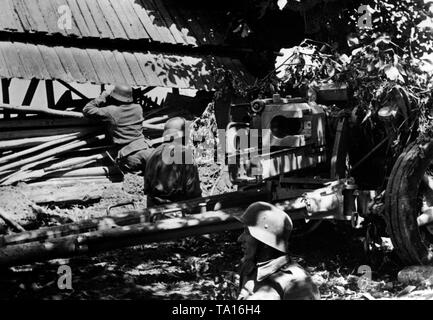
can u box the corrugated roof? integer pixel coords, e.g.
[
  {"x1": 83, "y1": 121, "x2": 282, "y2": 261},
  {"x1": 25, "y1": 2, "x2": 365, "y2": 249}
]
[
  {"x1": 0, "y1": 40, "x2": 253, "y2": 89},
  {"x1": 0, "y1": 0, "x2": 227, "y2": 46}
]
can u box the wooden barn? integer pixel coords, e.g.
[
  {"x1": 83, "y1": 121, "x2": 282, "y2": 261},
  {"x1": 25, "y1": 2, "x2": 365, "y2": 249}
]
[{"x1": 0, "y1": 0, "x2": 256, "y2": 188}]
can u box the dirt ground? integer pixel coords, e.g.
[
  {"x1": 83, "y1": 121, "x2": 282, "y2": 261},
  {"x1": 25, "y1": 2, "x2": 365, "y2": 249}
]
[{"x1": 1, "y1": 170, "x2": 433, "y2": 300}]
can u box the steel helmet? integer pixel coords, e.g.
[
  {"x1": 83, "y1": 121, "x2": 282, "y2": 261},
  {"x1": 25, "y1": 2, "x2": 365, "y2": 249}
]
[
  {"x1": 110, "y1": 84, "x2": 133, "y2": 103},
  {"x1": 163, "y1": 117, "x2": 188, "y2": 142},
  {"x1": 236, "y1": 201, "x2": 293, "y2": 253}
]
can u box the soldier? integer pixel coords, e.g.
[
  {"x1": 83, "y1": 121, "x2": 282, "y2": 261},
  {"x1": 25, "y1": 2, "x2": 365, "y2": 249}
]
[
  {"x1": 143, "y1": 117, "x2": 202, "y2": 205},
  {"x1": 235, "y1": 201, "x2": 320, "y2": 300},
  {"x1": 82, "y1": 84, "x2": 152, "y2": 174}
]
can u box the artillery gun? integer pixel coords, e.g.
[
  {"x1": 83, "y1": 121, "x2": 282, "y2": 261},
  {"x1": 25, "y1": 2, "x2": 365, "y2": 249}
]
[
  {"x1": 0, "y1": 84, "x2": 431, "y2": 267},
  {"x1": 226, "y1": 85, "x2": 433, "y2": 266}
]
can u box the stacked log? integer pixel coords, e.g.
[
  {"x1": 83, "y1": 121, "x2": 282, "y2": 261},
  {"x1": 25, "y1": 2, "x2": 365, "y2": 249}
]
[
  {"x1": 0, "y1": 103, "x2": 185, "y2": 207},
  {"x1": 0, "y1": 107, "x2": 122, "y2": 189}
]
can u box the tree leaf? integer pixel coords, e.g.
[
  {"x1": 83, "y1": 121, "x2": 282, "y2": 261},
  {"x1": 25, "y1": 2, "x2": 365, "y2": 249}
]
[{"x1": 384, "y1": 65, "x2": 400, "y2": 81}]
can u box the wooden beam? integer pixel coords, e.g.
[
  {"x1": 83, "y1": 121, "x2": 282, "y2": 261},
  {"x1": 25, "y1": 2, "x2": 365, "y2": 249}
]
[
  {"x1": 0, "y1": 208, "x2": 26, "y2": 233},
  {"x1": 1, "y1": 189, "x2": 269, "y2": 247},
  {"x1": 0, "y1": 134, "x2": 105, "y2": 173},
  {"x1": 142, "y1": 115, "x2": 169, "y2": 124},
  {"x1": 0, "y1": 208, "x2": 244, "y2": 266},
  {"x1": 1, "y1": 79, "x2": 10, "y2": 119},
  {"x1": 45, "y1": 80, "x2": 55, "y2": 108},
  {"x1": 0, "y1": 103, "x2": 85, "y2": 118},
  {"x1": 22, "y1": 79, "x2": 40, "y2": 106},
  {"x1": 0, "y1": 117, "x2": 91, "y2": 129},
  {"x1": 23, "y1": 185, "x2": 104, "y2": 205},
  {"x1": 0, "y1": 132, "x2": 91, "y2": 166},
  {"x1": 0, "y1": 126, "x2": 99, "y2": 140},
  {"x1": 0, "y1": 134, "x2": 76, "y2": 151},
  {"x1": 57, "y1": 79, "x2": 89, "y2": 100}
]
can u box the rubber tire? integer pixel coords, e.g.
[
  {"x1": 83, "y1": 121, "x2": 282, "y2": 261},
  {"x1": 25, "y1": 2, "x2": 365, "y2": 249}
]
[{"x1": 385, "y1": 140, "x2": 433, "y2": 265}]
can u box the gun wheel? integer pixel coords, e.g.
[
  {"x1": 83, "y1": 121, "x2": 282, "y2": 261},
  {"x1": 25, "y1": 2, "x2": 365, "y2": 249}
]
[{"x1": 385, "y1": 140, "x2": 433, "y2": 265}]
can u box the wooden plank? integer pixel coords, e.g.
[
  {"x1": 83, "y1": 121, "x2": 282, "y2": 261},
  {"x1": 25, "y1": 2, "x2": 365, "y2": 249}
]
[
  {"x1": 113, "y1": 50, "x2": 136, "y2": 85},
  {"x1": 108, "y1": 0, "x2": 138, "y2": 40},
  {"x1": 54, "y1": 46, "x2": 86, "y2": 83},
  {"x1": 0, "y1": 134, "x2": 106, "y2": 173},
  {"x1": 0, "y1": 208, "x2": 25, "y2": 232},
  {"x1": 23, "y1": 184, "x2": 104, "y2": 205},
  {"x1": 0, "y1": 126, "x2": 92, "y2": 141},
  {"x1": 1, "y1": 79, "x2": 10, "y2": 104},
  {"x1": 0, "y1": 0, "x2": 23, "y2": 32},
  {"x1": 134, "y1": 52, "x2": 162, "y2": 87},
  {"x1": 84, "y1": 0, "x2": 114, "y2": 39},
  {"x1": 122, "y1": 51, "x2": 149, "y2": 86},
  {"x1": 138, "y1": 0, "x2": 175, "y2": 44},
  {"x1": 0, "y1": 117, "x2": 91, "y2": 129},
  {"x1": 0, "y1": 43, "x2": 11, "y2": 78},
  {"x1": 0, "y1": 42, "x2": 26, "y2": 79},
  {"x1": 16, "y1": 42, "x2": 51, "y2": 80},
  {"x1": 44, "y1": 153, "x2": 106, "y2": 172},
  {"x1": 0, "y1": 134, "x2": 75, "y2": 151},
  {"x1": 151, "y1": 0, "x2": 186, "y2": 45},
  {"x1": 100, "y1": 50, "x2": 127, "y2": 85},
  {"x1": 22, "y1": 79, "x2": 40, "y2": 106},
  {"x1": 38, "y1": 45, "x2": 70, "y2": 82},
  {"x1": 71, "y1": 47, "x2": 100, "y2": 84},
  {"x1": 0, "y1": 132, "x2": 90, "y2": 166},
  {"x1": 29, "y1": 44, "x2": 51, "y2": 80},
  {"x1": 86, "y1": 48, "x2": 115, "y2": 84},
  {"x1": 21, "y1": 0, "x2": 48, "y2": 32},
  {"x1": 1, "y1": 79, "x2": 10, "y2": 119},
  {"x1": 118, "y1": 0, "x2": 150, "y2": 40},
  {"x1": 46, "y1": 80, "x2": 55, "y2": 108},
  {"x1": 35, "y1": 0, "x2": 64, "y2": 35},
  {"x1": 0, "y1": 104, "x2": 85, "y2": 118},
  {"x1": 14, "y1": 42, "x2": 35, "y2": 79},
  {"x1": 130, "y1": 0, "x2": 162, "y2": 42},
  {"x1": 65, "y1": 0, "x2": 90, "y2": 37},
  {"x1": 1, "y1": 190, "x2": 266, "y2": 246},
  {"x1": 13, "y1": 0, "x2": 32, "y2": 31},
  {"x1": 96, "y1": 0, "x2": 127, "y2": 39},
  {"x1": 75, "y1": 0, "x2": 99, "y2": 37},
  {"x1": 0, "y1": 208, "x2": 243, "y2": 266}
]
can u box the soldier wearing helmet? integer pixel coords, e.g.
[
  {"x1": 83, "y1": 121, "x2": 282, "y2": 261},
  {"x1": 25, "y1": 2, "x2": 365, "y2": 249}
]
[
  {"x1": 235, "y1": 202, "x2": 320, "y2": 300},
  {"x1": 143, "y1": 117, "x2": 202, "y2": 205},
  {"x1": 82, "y1": 84, "x2": 152, "y2": 174}
]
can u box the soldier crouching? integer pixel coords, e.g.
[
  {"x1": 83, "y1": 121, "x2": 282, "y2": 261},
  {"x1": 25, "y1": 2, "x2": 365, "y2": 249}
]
[
  {"x1": 143, "y1": 117, "x2": 202, "y2": 207},
  {"x1": 234, "y1": 202, "x2": 320, "y2": 300}
]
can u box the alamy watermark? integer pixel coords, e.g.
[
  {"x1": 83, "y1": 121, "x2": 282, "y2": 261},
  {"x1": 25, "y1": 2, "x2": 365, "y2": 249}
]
[
  {"x1": 357, "y1": 265, "x2": 372, "y2": 291},
  {"x1": 57, "y1": 265, "x2": 73, "y2": 290},
  {"x1": 57, "y1": 5, "x2": 72, "y2": 31},
  {"x1": 162, "y1": 127, "x2": 272, "y2": 169},
  {"x1": 357, "y1": 5, "x2": 373, "y2": 30}
]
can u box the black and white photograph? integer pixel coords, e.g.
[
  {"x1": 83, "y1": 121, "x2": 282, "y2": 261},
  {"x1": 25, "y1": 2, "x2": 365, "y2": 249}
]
[{"x1": 0, "y1": 0, "x2": 433, "y2": 306}]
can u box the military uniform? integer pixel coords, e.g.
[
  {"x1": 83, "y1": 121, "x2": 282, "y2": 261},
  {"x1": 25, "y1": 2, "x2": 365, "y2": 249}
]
[
  {"x1": 83, "y1": 91, "x2": 152, "y2": 173},
  {"x1": 238, "y1": 255, "x2": 320, "y2": 300},
  {"x1": 143, "y1": 141, "x2": 202, "y2": 204}
]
